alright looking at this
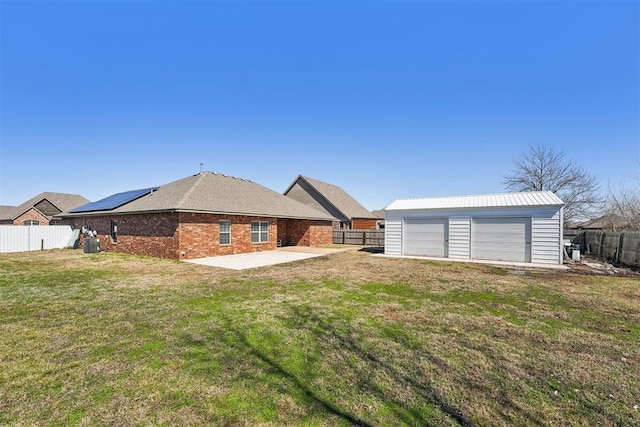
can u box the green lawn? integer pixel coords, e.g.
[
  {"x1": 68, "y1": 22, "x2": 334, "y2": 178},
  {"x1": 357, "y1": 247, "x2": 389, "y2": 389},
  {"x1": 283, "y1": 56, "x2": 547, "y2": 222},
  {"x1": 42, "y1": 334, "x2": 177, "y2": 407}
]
[{"x1": 1, "y1": 250, "x2": 638, "y2": 426}]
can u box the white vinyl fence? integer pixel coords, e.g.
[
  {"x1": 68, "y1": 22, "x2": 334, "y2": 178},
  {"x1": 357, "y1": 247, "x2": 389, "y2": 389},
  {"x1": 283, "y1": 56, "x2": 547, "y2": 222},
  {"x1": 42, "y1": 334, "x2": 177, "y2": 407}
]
[{"x1": 0, "y1": 225, "x2": 74, "y2": 253}]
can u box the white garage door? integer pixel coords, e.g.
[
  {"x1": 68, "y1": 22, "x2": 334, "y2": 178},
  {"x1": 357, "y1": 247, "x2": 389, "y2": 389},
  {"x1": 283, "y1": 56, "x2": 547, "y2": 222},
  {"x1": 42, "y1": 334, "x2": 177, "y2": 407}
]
[
  {"x1": 403, "y1": 218, "x2": 448, "y2": 257},
  {"x1": 472, "y1": 217, "x2": 531, "y2": 262}
]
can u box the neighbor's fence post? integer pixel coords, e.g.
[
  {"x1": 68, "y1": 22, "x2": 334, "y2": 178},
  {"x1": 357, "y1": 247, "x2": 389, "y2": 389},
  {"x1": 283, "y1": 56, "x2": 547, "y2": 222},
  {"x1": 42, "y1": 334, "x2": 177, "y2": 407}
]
[
  {"x1": 617, "y1": 233, "x2": 624, "y2": 264},
  {"x1": 599, "y1": 232, "x2": 605, "y2": 257}
]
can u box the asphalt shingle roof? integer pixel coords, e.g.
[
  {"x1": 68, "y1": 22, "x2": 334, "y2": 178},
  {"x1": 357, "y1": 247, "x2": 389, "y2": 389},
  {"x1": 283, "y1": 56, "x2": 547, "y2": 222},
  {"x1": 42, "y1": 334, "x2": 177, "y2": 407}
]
[
  {"x1": 573, "y1": 214, "x2": 630, "y2": 230},
  {"x1": 0, "y1": 192, "x2": 90, "y2": 220},
  {"x1": 0, "y1": 205, "x2": 17, "y2": 220},
  {"x1": 370, "y1": 209, "x2": 385, "y2": 219},
  {"x1": 286, "y1": 176, "x2": 376, "y2": 220},
  {"x1": 64, "y1": 172, "x2": 336, "y2": 221}
]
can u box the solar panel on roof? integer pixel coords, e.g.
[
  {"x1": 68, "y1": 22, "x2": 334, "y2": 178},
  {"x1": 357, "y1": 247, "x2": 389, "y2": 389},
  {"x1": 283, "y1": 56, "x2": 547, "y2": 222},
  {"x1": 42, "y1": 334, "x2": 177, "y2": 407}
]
[{"x1": 69, "y1": 187, "x2": 157, "y2": 213}]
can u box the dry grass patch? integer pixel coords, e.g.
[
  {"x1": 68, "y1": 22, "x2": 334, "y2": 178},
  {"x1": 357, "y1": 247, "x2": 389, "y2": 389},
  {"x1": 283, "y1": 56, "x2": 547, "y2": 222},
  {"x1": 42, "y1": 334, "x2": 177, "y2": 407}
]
[{"x1": 1, "y1": 249, "x2": 638, "y2": 426}]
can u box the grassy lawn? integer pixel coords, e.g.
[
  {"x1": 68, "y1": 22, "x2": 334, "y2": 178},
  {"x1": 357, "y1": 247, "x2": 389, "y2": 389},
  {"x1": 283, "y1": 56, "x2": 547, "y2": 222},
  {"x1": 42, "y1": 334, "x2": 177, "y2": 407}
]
[{"x1": 1, "y1": 250, "x2": 638, "y2": 426}]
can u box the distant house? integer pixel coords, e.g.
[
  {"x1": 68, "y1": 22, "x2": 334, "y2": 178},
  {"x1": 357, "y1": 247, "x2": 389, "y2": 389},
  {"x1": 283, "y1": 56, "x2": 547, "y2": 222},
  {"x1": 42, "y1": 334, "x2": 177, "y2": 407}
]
[
  {"x1": 0, "y1": 206, "x2": 16, "y2": 223},
  {"x1": 59, "y1": 171, "x2": 336, "y2": 259},
  {"x1": 568, "y1": 214, "x2": 631, "y2": 232},
  {"x1": 283, "y1": 175, "x2": 377, "y2": 229},
  {"x1": 371, "y1": 209, "x2": 385, "y2": 229},
  {"x1": 0, "y1": 192, "x2": 89, "y2": 225}
]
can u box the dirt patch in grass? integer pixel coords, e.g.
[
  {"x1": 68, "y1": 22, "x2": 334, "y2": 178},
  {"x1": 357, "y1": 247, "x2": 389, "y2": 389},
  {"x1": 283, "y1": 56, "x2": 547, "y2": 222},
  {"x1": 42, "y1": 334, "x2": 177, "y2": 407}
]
[{"x1": 1, "y1": 249, "x2": 639, "y2": 425}]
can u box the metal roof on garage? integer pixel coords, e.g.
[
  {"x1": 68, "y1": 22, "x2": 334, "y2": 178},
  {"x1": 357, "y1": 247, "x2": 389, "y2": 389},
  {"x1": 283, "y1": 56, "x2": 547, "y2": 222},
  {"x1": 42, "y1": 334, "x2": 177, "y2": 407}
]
[{"x1": 385, "y1": 191, "x2": 564, "y2": 211}]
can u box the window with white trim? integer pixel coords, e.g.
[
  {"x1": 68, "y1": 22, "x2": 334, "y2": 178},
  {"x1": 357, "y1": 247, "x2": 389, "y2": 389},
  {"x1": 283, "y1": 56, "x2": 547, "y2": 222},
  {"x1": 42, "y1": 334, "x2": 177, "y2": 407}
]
[
  {"x1": 23, "y1": 220, "x2": 39, "y2": 226},
  {"x1": 219, "y1": 220, "x2": 231, "y2": 245},
  {"x1": 250, "y1": 221, "x2": 269, "y2": 243},
  {"x1": 110, "y1": 220, "x2": 118, "y2": 243}
]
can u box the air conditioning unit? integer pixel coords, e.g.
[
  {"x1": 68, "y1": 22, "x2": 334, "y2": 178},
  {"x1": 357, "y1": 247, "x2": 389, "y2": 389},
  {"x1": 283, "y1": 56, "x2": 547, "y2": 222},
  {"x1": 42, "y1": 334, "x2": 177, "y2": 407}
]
[{"x1": 83, "y1": 237, "x2": 100, "y2": 254}]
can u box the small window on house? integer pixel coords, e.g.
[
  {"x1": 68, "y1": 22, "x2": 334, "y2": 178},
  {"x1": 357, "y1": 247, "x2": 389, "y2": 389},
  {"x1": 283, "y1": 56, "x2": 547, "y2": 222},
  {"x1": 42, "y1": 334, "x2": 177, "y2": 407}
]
[
  {"x1": 219, "y1": 220, "x2": 231, "y2": 245},
  {"x1": 250, "y1": 221, "x2": 269, "y2": 243},
  {"x1": 110, "y1": 220, "x2": 118, "y2": 243},
  {"x1": 23, "y1": 220, "x2": 39, "y2": 226}
]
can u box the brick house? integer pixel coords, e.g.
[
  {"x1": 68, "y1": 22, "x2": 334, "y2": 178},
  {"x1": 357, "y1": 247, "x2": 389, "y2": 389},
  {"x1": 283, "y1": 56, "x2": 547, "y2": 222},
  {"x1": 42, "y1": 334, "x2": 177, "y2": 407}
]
[
  {"x1": 0, "y1": 192, "x2": 89, "y2": 225},
  {"x1": 58, "y1": 171, "x2": 336, "y2": 259},
  {"x1": 371, "y1": 209, "x2": 385, "y2": 229},
  {"x1": 283, "y1": 175, "x2": 378, "y2": 229}
]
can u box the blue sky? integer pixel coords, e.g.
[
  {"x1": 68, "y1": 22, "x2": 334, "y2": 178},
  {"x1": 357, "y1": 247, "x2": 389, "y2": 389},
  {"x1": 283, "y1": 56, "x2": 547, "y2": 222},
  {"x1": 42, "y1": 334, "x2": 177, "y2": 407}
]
[{"x1": 1, "y1": 0, "x2": 638, "y2": 211}]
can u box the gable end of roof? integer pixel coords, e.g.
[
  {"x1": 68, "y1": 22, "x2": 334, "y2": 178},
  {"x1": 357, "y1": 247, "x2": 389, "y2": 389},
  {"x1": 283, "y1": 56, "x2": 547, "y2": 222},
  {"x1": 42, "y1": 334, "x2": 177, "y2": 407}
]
[{"x1": 285, "y1": 175, "x2": 375, "y2": 220}]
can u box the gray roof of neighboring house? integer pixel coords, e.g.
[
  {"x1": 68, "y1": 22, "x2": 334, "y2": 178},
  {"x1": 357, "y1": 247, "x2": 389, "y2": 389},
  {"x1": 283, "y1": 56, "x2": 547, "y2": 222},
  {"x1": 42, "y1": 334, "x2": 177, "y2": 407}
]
[
  {"x1": 386, "y1": 191, "x2": 564, "y2": 211},
  {"x1": 371, "y1": 209, "x2": 385, "y2": 219},
  {"x1": 0, "y1": 192, "x2": 90, "y2": 220},
  {"x1": 284, "y1": 175, "x2": 376, "y2": 220},
  {"x1": 0, "y1": 205, "x2": 17, "y2": 220},
  {"x1": 571, "y1": 214, "x2": 630, "y2": 230},
  {"x1": 61, "y1": 171, "x2": 336, "y2": 221}
]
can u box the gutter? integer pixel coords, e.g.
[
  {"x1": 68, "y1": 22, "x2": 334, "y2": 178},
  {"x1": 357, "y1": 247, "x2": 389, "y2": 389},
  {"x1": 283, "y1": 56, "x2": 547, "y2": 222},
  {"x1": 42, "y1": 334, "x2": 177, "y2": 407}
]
[{"x1": 56, "y1": 208, "x2": 337, "y2": 222}]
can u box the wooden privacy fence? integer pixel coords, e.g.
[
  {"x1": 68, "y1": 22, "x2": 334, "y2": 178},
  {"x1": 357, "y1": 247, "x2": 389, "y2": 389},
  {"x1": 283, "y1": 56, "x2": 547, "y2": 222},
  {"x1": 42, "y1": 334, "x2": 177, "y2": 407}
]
[
  {"x1": 0, "y1": 225, "x2": 74, "y2": 253},
  {"x1": 564, "y1": 229, "x2": 640, "y2": 267},
  {"x1": 333, "y1": 229, "x2": 384, "y2": 246}
]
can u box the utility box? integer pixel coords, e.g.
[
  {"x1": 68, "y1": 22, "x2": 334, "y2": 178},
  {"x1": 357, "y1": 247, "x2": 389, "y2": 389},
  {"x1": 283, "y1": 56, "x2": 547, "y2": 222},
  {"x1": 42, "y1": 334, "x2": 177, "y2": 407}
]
[
  {"x1": 572, "y1": 249, "x2": 581, "y2": 262},
  {"x1": 83, "y1": 237, "x2": 100, "y2": 254}
]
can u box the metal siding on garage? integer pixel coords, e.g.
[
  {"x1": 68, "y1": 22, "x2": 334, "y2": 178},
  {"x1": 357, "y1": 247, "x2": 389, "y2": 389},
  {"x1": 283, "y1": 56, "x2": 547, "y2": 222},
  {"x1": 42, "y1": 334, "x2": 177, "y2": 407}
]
[
  {"x1": 403, "y1": 218, "x2": 448, "y2": 257},
  {"x1": 448, "y1": 217, "x2": 471, "y2": 259},
  {"x1": 383, "y1": 213, "x2": 403, "y2": 255},
  {"x1": 471, "y1": 217, "x2": 531, "y2": 262},
  {"x1": 531, "y1": 213, "x2": 561, "y2": 264}
]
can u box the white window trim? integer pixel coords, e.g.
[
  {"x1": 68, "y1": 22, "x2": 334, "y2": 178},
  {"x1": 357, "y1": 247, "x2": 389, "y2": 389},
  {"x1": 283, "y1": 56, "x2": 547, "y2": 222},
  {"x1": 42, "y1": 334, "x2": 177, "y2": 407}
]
[
  {"x1": 251, "y1": 221, "x2": 269, "y2": 243},
  {"x1": 219, "y1": 220, "x2": 231, "y2": 245}
]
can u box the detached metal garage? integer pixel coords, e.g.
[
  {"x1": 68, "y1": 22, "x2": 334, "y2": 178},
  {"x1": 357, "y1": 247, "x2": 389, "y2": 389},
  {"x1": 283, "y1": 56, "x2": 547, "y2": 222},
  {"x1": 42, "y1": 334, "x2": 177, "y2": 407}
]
[{"x1": 384, "y1": 191, "x2": 564, "y2": 265}]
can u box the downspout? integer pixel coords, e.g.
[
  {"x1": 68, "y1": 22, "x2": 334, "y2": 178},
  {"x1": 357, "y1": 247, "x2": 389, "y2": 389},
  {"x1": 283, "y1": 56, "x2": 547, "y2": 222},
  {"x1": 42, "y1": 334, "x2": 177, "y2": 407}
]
[{"x1": 559, "y1": 206, "x2": 564, "y2": 265}]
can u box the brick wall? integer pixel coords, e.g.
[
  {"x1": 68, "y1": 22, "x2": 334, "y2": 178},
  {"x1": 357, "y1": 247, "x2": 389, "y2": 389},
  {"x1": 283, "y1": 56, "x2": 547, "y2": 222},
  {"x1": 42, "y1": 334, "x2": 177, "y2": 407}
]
[
  {"x1": 13, "y1": 208, "x2": 50, "y2": 225},
  {"x1": 309, "y1": 220, "x2": 334, "y2": 246},
  {"x1": 277, "y1": 219, "x2": 333, "y2": 246},
  {"x1": 63, "y1": 212, "x2": 181, "y2": 258},
  {"x1": 282, "y1": 219, "x2": 311, "y2": 246},
  {"x1": 63, "y1": 212, "x2": 333, "y2": 259},
  {"x1": 178, "y1": 213, "x2": 277, "y2": 258},
  {"x1": 277, "y1": 220, "x2": 288, "y2": 245}
]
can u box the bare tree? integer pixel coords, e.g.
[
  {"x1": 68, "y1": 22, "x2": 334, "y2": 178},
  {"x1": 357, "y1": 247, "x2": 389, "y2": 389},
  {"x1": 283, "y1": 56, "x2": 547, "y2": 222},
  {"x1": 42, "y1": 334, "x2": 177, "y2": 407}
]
[
  {"x1": 503, "y1": 144, "x2": 601, "y2": 222},
  {"x1": 604, "y1": 180, "x2": 640, "y2": 231}
]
